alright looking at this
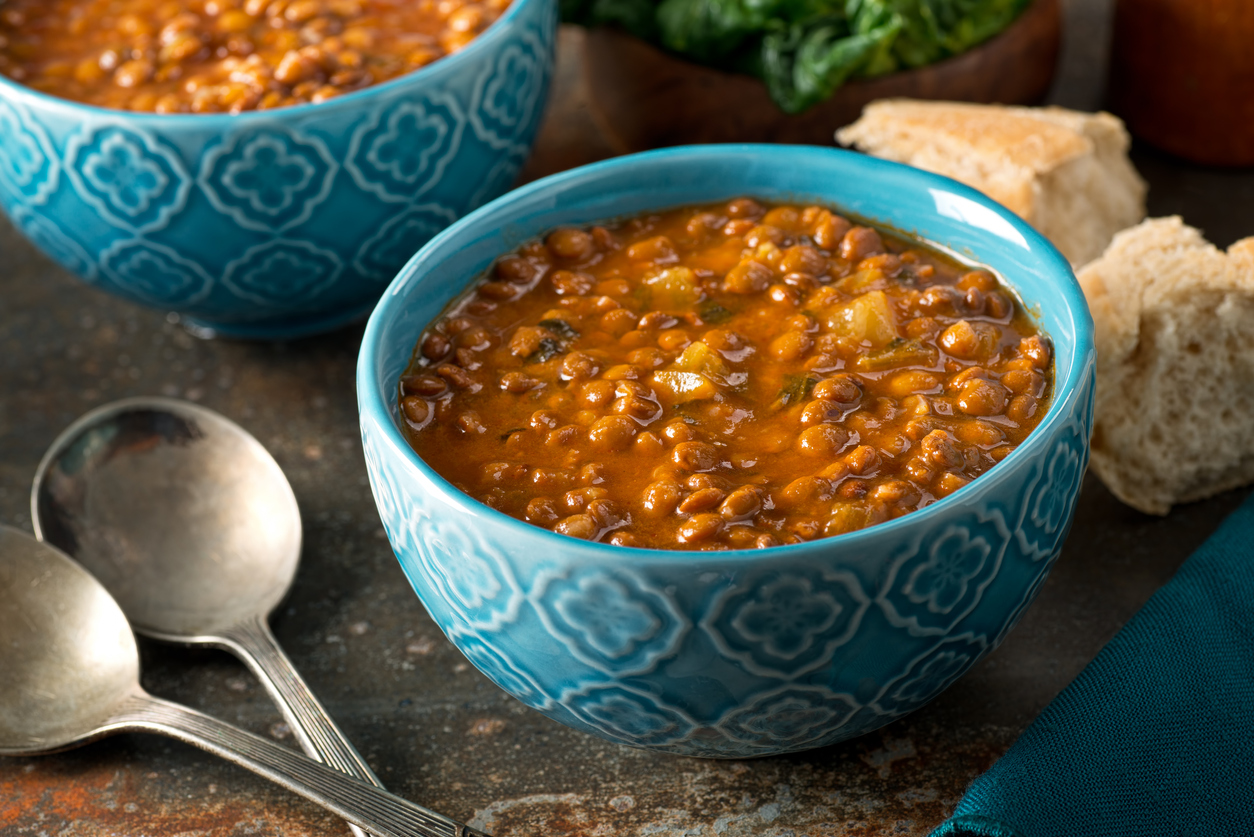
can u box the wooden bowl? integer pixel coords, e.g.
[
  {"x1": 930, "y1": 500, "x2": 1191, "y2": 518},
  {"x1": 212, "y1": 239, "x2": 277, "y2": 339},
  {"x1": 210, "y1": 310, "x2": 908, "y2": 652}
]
[{"x1": 583, "y1": 0, "x2": 1061, "y2": 152}]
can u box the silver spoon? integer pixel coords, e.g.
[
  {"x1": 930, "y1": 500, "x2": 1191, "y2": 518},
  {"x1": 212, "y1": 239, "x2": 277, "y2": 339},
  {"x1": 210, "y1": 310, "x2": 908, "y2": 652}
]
[
  {"x1": 0, "y1": 525, "x2": 476, "y2": 837},
  {"x1": 30, "y1": 397, "x2": 480, "y2": 837}
]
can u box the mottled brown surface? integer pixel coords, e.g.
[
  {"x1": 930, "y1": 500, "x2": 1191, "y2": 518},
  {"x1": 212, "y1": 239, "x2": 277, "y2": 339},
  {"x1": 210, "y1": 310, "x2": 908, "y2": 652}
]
[{"x1": 4, "y1": 4, "x2": 1254, "y2": 834}]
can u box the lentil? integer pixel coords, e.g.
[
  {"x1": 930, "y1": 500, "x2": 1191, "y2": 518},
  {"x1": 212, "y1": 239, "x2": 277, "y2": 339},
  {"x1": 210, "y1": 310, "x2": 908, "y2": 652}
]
[
  {"x1": 0, "y1": 0, "x2": 511, "y2": 112},
  {"x1": 399, "y1": 199, "x2": 1054, "y2": 550}
]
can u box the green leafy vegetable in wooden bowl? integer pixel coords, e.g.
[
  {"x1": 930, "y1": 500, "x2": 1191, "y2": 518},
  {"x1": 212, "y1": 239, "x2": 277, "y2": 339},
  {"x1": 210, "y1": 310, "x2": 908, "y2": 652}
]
[{"x1": 564, "y1": 0, "x2": 1033, "y2": 113}]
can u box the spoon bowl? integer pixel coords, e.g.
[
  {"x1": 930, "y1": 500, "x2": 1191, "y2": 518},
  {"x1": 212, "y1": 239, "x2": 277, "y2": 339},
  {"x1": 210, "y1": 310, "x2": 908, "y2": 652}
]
[
  {"x1": 32, "y1": 397, "x2": 477, "y2": 837},
  {"x1": 32, "y1": 398, "x2": 300, "y2": 639},
  {"x1": 0, "y1": 525, "x2": 137, "y2": 754},
  {"x1": 0, "y1": 525, "x2": 485, "y2": 837}
]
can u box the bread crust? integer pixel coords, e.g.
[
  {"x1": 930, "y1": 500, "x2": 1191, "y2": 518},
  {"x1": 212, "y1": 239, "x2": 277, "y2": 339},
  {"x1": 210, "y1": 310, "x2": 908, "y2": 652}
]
[
  {"x1": 1078, "y1": 217, "x2": 1254, "y2": 514},
  {"x1": 836, "y1": 99, "x2": 1147, "y2": 266}
]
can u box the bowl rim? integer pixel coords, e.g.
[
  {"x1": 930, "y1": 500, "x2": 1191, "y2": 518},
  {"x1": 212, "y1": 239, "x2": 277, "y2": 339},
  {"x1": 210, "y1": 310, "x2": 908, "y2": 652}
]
[
  {"x1": 358, "y1": 143, "x2": 1094, "y2": 564},
  {"x1": 0, "y1": 0, "x2": 546, "y2": 124}
]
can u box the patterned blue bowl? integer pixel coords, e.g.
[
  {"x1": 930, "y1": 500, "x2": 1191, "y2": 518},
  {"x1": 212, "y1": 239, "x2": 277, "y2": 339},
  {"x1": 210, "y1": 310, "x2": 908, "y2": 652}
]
[
  {"x1": 357, "y1": 145, "x2": 1096, "y2": 758},
  {"x1": 0, "y1": 0, "x2": 555, "y2": 339}
]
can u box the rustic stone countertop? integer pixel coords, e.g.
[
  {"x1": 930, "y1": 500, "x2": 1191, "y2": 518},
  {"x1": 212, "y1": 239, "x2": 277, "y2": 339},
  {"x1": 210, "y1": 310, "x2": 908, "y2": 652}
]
[{"x1": 3, "y1": 2, "x2": 1254, "y2": 834}]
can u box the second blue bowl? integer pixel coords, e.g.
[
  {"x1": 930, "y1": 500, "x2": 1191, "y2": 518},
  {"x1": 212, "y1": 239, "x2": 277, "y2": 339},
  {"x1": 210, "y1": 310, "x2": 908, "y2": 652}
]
[{"x1": 0, "y1": 0, "x2": 555, "y2": 338}]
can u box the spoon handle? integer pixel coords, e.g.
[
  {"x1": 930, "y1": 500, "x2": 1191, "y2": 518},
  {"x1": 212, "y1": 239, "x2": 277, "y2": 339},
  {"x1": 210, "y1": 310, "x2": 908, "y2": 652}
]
[
  {"x1": 217, "y1": 615, "x2": 381, "y2": 781},
  {"x1": 217, "y1": 616, "x2": 475, "y2": 837},
  {"x1": 113, "y1": 690, "x2": 488, "y2": 837}
]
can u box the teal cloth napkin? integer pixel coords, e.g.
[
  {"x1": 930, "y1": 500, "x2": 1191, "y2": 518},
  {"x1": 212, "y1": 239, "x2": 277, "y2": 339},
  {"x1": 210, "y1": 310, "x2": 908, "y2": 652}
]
[{"x1": 931, "y1": 492, "x2": 1254, "y2": 837}]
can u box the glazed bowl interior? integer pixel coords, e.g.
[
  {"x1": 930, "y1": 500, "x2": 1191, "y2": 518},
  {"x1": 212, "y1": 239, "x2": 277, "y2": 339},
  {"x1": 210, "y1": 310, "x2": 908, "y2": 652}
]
[
  {"x1": 357, "y1": 144, "x2": 1095, "y2": 757},
  {"x1": 363, "y1": 144, "x2": 1089, "y2": 538}
]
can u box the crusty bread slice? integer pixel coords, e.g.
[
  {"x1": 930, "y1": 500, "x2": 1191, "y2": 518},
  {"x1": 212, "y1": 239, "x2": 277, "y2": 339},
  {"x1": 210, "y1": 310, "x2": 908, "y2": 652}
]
[
  {"x1": 1078, "y1": 217, "x2": 1254, "y2": 514},
  {"x1": 836, "y1": 99, "x2": 1147, "y2": 266}
]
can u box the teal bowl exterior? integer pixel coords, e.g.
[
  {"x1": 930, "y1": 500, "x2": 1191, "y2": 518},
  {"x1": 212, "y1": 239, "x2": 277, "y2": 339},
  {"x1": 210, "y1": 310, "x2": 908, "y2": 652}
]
[
  {"x1": 0, "y1": 0, "x2": 555, "y2": 339},
  {"x1": 357, "y1": 145, "x2": 1096, "y2": 758}
]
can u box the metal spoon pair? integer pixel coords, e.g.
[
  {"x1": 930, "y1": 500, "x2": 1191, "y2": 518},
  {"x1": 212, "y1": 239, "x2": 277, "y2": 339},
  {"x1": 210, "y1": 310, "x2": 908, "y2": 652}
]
[{"x1": 1, "y1": 397, "x2": 482, "y2": 837}]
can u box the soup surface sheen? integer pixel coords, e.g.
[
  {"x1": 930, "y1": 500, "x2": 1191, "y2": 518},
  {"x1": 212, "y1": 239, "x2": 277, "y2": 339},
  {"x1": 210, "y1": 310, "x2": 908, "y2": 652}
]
[
  {"x1": 399, "y1": 198, "x2": 1054, "y2": 551},
  {"x1": 0, "y1": 0, "x2": 510, "y2": 112}
]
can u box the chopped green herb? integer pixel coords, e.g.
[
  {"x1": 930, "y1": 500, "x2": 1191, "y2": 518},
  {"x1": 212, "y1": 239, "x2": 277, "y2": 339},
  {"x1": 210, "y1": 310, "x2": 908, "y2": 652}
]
[
  {"x1": 671, "y1": 405, "x2": 702, "y2": 423},
  {"x1": 855, "y1": 337, "x2": 938, "y2": 371},
  {"x1": 699, "y1": 302, "x2": 734, "y2": 324},
  {"x1": 525, "y1": 337, "x2": 562, "y2": 365},
  {"x1": 772, "y1": 373, "x2": 819, "y2": 410},
  {"x1": 539, "y1": 319, "x2": 581, "y2": 340}
]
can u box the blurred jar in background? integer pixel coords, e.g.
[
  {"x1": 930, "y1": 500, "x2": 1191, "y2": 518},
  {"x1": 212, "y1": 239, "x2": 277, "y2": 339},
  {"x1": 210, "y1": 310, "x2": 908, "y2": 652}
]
[{"x1": 1109, "y1": 0, "x2": 1254, "y2": 166}]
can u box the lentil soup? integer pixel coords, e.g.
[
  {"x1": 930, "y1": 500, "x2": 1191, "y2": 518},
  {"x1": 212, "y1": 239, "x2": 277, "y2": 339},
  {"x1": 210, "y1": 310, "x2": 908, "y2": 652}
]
[
  {"x1": 398, "y1": 198, "x2": 1054, "y2": 551},
  {"x1": 0, "y1": 0, "x2": 511, "y2": 113}
]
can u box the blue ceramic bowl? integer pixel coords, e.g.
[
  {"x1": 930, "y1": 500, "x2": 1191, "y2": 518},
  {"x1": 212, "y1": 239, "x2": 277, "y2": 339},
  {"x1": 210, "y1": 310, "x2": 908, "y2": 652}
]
[
  {"x1": 357, "y1": 145, "x2": 1096, "y2": 758},
  {"x1": 0, "y1": 0, "x2": 555, "y2": 339}
]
